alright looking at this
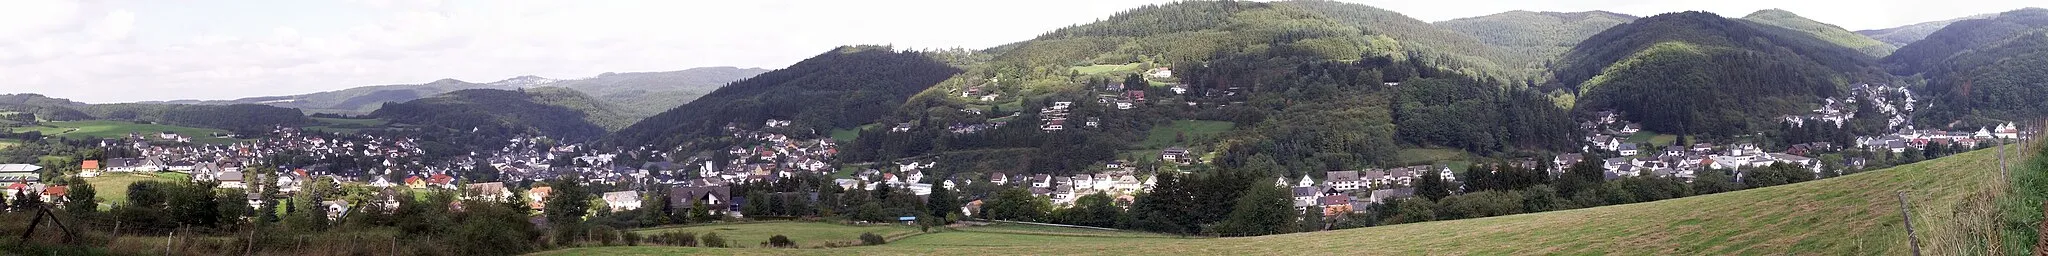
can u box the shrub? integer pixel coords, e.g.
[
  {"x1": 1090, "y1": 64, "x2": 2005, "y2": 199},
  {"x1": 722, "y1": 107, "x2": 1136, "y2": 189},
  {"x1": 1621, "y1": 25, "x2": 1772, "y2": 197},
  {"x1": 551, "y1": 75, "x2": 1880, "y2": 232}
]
[
  {"x1": 701, "y1": 232, "x2": 727, "y2": 248},
  {"x1": 622, "y1": 231, "x2": 641, "y2": 246},
  {"x1": 648, "y1": 231, "x2": 696, "y2": 247},
  {"x1": 859, "y1": 232, "x2": 887, "y2": 245},
  {"x1": 767, "y1": 235, "x2": 795, "y2": 248}
]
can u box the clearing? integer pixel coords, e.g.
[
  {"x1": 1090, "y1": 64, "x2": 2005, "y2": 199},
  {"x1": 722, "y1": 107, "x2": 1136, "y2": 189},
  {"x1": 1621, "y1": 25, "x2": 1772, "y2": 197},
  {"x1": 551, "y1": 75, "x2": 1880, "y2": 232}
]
[
  {"x1": 14, "y1": 120, "x2": 237, "y2": 144},
  {"x1": 532, "y1": 145, "x2": 2018, "y2": 255},
  {"x1": 83, "y1": 172, "x2": 187, "y2": 209},
  {"x1": 1070, "y1": 63, "x2": 1145, "y2": 75},
  {"x1": 1138, "y1": 120, "x2": 1234, "y2": 150}
]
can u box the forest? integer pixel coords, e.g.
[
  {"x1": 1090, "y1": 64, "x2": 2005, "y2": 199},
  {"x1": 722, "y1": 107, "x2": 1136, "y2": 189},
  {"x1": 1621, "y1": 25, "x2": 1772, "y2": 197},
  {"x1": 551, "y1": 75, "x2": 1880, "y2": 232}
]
[
  {"x1": 371, "y1": 88, "x2": 611, "y2": 142},
  {"x1": 605, "y1": 46, "x2": 962, "y2": 152}
]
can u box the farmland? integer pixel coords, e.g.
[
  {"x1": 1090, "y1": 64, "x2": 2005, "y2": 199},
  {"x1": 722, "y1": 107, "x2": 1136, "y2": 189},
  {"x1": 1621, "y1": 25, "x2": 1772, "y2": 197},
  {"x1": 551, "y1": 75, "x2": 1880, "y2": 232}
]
[
  {"x1": 13, "y1": 120, "x2": 237, "y2": 144},
  {"x1": 531, "y1": 145, "x2": 2018, "y2": 255},
  {"x1": 82, "y1": 172, "x2": 188, "y2": 209}
]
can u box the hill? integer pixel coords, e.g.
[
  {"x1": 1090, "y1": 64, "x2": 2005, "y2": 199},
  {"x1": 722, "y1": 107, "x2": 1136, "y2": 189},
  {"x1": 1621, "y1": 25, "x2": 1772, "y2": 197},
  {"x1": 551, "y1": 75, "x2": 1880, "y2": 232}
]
[
  {"x1": 0, "y1": 94, "x2": 311, "y2": 134},
  {"x1": 0, "y1": 94, "x2": 95, "y2": 121},
  {"x1": 1556, "y1": 11, "x2": 1889, "y2": 136},
  {"x1": 370, "y1": 88, "x2": 620, "y2": 142},
  {"x1": 201, "y1": 78, "x2": 507, "y2": 114},
  {"x1": 1857, "y1": 13, "x2": 2002, "y2": 47},
  {"x1": 1743, "y1": 9, "x2": 1898, "y2": 57},
  {"x1": 1435, "y1": 11, "x2": 1638, "y2": 77},
  {"x1": 1884, "y1": 8, "x2": 2048, "y2": 124},
  {"x1": 537, "y1": 67, "x2": 771, "y2": 119},
  {"x1": 607, "y1": 46, "x2": 961, "y2": 150},
  {"x1": 534, "y1": 145, "x2": 2022, "y2": 255},
  {"x1": 1277, "y1": 0, "x2": 1524, "y2": 80}
]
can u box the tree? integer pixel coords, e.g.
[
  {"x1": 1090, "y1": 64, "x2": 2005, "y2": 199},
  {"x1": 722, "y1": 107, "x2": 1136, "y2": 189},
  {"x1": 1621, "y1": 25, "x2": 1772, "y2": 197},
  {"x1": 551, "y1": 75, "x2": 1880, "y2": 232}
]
[
  {"x1": 1299, "y1": 206, "x2": 1326, "y2": 232},
  {"x1": 1691, "y1": 169, "x2": 1743, "y2": 194},
  {"x1": 926, "y1": 180, "x2": 958, "y2": 222},
  {"x1": 1416, "y1": 170, "x2": 1450, "y2": 201},
  {"x1": 62, "y1": 177, "x2": 96, "y2": 216},
  {"x1": 1382, "y1": 198, "x2": 1438, "y2": 225},
  {"x1": 545, "y1": 175, "x2": 594, "y2": 245},
  {"x1": 1213, "y1": 184, "x2": 1296, "y2": 237},
  {"x1": 983, "y1": 188, "x2": 1046, "y2": 222}
]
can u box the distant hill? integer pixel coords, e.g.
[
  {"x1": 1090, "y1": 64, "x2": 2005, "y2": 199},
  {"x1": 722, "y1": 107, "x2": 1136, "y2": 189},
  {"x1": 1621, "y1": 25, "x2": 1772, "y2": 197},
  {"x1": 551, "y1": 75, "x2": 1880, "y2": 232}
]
[
  {"x1": 1557, "y1": 11, "x2": 1889, "y2": 136},
  {"x1": 535, "y1": 67, "x2": 771, "y2": 120},
  {"x1": 1857, "y1": 13, "x2": 2003, "y2": 47},
  {"x1": 1884, "y1": 8, "x2": 2048, "y2": 123},
  {"x1": 370, "y1": 88, "x2": 620, "y2": 142},
  {"x1": 1742, "y1": 9, "x2": 1898, "y2": 57},
  {"x1": 607, "y1": 46, "x2": 961, "y2": 150},
  {"x1": 0, "y1": 94, "x2": 95, "y2": 121},
  {"x1": 1436, "y1": 11, "x2": 1637, "y2": 78},
  {"x1": 0, "y1": 93, "x2": 309, "y2": 133},
  {"x1": 1279, "y1": 0, "x2": 1524, "y2": 80}
]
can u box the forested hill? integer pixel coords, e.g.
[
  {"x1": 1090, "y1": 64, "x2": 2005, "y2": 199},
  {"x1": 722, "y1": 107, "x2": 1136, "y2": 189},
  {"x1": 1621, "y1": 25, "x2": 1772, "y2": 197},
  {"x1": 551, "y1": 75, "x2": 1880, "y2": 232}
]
[
  {"x1": 1883, "y1": 8, "x2": 2048, "y2": 124},
  {"x1": 1742, "y1": 9, "x2": 1898, "y2": 57},
  {"x1": 0, "y1": 93, "x2": 310, "y2": 133},
  {"x1": 536, "y1": 67, "x2": 771, "y2": 120},
  {"x1": 0, "y1": 94, "x2": 95, "y2": 121},
  {"x1": 606, "y1": 46, "x2": 961, "y2": 150},
  {"x1": 370, "y1": 88, "x2": 617, "y2": 142},
  {"x1": 1276, "y1": 0, "x2": 1525, "y2": 80},
  {"x1": 1434, "y1": 11, "x2": 1638, "y2": 81},
  {"x1": 1856, "y1": 13, "x2": 2001, "y2": 48},
  {"x1": 1557, "y1": 11, "x2": 1888, "y2": 137}
]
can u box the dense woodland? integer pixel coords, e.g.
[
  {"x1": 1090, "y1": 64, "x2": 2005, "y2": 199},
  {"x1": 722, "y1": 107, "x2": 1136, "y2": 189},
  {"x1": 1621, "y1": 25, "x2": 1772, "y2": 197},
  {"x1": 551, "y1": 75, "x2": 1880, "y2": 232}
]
[
  {"x1": 1434, "y1": 10, "x2": 1638, "y2": 79},
  {"x1": 371, "y1": 88, "x2": 612, "y2": 142},
  {"x1": 606, "y1": 46, "x2": 962, "y2": 152},
  {"x1": 1885, "y1": 8, "x2": 2048, "y2": 125}
]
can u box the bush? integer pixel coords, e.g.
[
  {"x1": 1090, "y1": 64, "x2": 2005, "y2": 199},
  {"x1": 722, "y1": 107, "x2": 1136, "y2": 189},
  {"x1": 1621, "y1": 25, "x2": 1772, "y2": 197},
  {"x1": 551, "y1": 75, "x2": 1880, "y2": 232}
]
[
  {"x1": 701, "y1": 232, "x2": 727, "y2": 248},
  {"x1": 859, "y1": 232, "x2": 887, "y2": 245},
  {"x1": 647, "y1": 231, "x2": 696, "y2": 247},
  {"x1": 767, "y1": 235, "x2": 795, "y2": 248},
  {"x1": 622, "y1": 231, "x2": 641, "y2": 246}
]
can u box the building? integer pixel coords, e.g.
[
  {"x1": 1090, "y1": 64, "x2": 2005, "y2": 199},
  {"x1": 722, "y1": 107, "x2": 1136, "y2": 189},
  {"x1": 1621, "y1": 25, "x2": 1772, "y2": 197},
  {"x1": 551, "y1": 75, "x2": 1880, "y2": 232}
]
[
  {"x1": 603, "y1": 191, "x2": 642, "y2": 212},
  {"x1": 0, "y1": 164, "x2": 41, "y2": 183}
]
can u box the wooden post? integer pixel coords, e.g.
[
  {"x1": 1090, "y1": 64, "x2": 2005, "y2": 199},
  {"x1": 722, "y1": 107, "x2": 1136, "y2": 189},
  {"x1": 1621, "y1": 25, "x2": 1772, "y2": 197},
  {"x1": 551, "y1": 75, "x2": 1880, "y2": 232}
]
[{"x1": 1896, "y1": 191, "x2": 1920, "y2": 256}]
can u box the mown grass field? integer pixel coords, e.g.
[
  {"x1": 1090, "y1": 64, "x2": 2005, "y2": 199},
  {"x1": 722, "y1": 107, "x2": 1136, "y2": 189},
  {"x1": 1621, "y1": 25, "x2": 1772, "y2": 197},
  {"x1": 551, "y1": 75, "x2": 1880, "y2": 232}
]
[
  {"x1": 1394, "y1": 148, "x2": 1467, "y2": 166},
  {"x1": 631, "y1": 222, "x2": 921, "y2": 248},
  {"x1": 15, "y1": 120, "x2": 236, "y2": 144},
  {"x1": 1070, "y1": 63, "x2": 1144, "y2": 75},
  {"x1": 1139, "y1": 120, "x2": 1234, "y2": 149},
  {"x1": 535, "y1": 146, "x2": 2018, "y2": 255},
  {"x1": 84, "y1": 172, "x2": 187, "y2": 209}
]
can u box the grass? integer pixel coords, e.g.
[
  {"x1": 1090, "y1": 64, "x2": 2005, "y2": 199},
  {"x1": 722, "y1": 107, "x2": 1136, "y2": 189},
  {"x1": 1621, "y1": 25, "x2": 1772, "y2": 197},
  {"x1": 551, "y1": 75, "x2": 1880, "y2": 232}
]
[
  {"x1": 0, "y1": 139, "x2": 17, "y2": 151},
  {"x1": 533, "y1": 145, "x2": 2019, "y2": 255},
  {"x1": 631, "y1": 222, "x2": 920, "y2": 248},
  {"x1": 14, "y1": 120, "x2": 237, "y2": 144},
  {"x1": 1138, "y1": 120, "x2": 1234, "y2": 150},
  {"x1": 1623, "y1": 131, "x2": 1690, "y2": 147},
  {"x1": 304, "y1": 117, "x2": 391, "y2": 133},
  {"x1": 1070, "y1": 63, "x2": 1143, "y2": 75},
  {"x1": 83, "y1": 172, "x2": 186, "y2": 209},
  {"x1": 1394, "y1": 148, "x2": 1467, "y2": 166}
]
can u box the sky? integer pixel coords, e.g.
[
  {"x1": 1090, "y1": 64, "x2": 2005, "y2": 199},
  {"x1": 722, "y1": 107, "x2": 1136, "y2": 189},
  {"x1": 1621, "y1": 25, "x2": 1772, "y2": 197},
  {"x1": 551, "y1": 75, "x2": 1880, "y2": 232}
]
[{"x1": 1, "y1": 0, "x2": 2038, "y2": 103}]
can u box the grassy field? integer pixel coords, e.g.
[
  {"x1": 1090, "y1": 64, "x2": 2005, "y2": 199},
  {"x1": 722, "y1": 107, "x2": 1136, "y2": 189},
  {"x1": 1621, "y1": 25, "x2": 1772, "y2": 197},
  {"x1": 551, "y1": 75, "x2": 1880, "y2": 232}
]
[
  {"x1": 631, "y1": 222, "x2": 921, "y2": 248},
  {"x1": 15, "y1": 120, "x2": 236, "y2": 144},
  {"x1": 83, "y1": 172, "x2": 186, "y2": 209},
  {"x1": 1624, "y1": 131, "x2": 1690, "y2": 147},
  {"x1": 1070, "y1": 63, "x2": 1143, "y2": 75},
  {"x1": 1139, "y1": 120, "x2": 1234, "y2": 149},
  {"x1": 1394, "y1": 148, "x2": 1467, "y2": 166},
  {"x1": 534, "y1": 145, "x2": 2018, "y2": 255},
  {"x1": 304, "y1": 117, "x2": 391, "y2": 133},
  {"x1": 0, "y1": 139, "x2": 17, "y2": 151}
]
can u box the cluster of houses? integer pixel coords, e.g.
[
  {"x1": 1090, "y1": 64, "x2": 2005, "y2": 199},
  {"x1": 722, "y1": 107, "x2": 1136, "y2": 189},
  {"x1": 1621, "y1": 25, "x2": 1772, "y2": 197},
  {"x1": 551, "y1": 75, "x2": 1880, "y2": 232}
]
[
  {"x1": 1039, "y1": 101, "x2": 1080, "y2": 131},
  {"x1": 1857, "y1": 123, "x2": 2020, "y2": 153},
  {"x1": 992, "y1": 169, "x2": 1158, "y2": 206},
  {"x1": 1277, "y1": 165, "x2": 1458, "y2": 218},
  {"x1": 0, "y1": 164, "x2": 68, "y2": 207}
]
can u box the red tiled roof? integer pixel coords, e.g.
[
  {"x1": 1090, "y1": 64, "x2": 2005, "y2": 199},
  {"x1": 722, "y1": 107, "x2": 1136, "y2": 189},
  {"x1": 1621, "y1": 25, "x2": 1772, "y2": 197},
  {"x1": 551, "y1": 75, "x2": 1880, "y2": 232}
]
[{"x1": 82, "y1": 160, "x2": 100, "y2": 170}]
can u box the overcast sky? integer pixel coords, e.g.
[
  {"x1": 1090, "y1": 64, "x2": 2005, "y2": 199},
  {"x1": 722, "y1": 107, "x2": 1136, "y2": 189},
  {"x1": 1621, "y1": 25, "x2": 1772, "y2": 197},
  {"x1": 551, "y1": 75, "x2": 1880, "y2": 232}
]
[{"x1": 3, "y1": 0, "x2": 2038, "y2": 103}]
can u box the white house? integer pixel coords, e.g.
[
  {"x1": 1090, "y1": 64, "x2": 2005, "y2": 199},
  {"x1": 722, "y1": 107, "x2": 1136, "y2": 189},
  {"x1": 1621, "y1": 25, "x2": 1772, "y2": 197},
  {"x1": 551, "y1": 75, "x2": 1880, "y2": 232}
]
[{"x1": 603, "y1": 191, "x2": 642, "y2": 212}]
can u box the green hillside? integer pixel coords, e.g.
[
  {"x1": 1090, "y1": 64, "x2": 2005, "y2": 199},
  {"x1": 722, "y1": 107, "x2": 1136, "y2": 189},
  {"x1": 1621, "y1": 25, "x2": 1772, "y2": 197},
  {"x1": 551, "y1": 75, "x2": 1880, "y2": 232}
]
[
  {"x1": 14, "y1": 120, "x2": 237, "y2": 144},
  {"x1": 1558, "y1": 11, "x2": 1889, "y2": 136},
  {"x1": 371, "y1": 88, "x2": 617, "y2": 141},
  {"x1": 1743, "y1": 9, "x2": 1899, "y2": 57},
  {"x1": 1884, "y1": 8, "x2": 2048, "y2": 124},
  {"x1": 606, "y1": 45, "x2": 962, "y2": 150},
  {"x1": 539, "y1": 67, "x2": 771, "y2": 120},
  {"x1": 1857, "y1": 13, "x2": 2001, "y2": 47},
  {"x1": 1436, "y1": 11, "x2": 1637, "y2": 77},
  {"x1": 534, "y1": 145, "x2": 2025, "y2": 255}
]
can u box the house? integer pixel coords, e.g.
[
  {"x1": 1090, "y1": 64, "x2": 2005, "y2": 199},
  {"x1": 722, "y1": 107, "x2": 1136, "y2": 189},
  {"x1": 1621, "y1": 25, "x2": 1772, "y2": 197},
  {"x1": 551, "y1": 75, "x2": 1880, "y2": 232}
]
[
  {"x1": 1292, "y1": 187, "x2": 1320, "y2": 209},
  {"x1": 1553, "y1": 154, "x2": 1584, "y2": 173},
  {"x1": 1031, "y1": 174, "x2": 1053, "y2": 188},
  {"x1": 527, "y1": 187, "x2": 554, "y2": 211},
  {"x1": 1617, "y1": 144, "x2": 1640, "y2": 156},
  {"x1": 79, "y1": 160, "x2": 101, "y2": 177},
  {"x1": 603, "y1": 191, "x2": 641, "y2": 212},
  {"x1": 1146, "y1": 67, "x2": 1172, "y2": 78},
  {"x1": 39, "y1": 185, "x2": 67, "y2": 205},
  {"x1": 1161, "y1": 147, "x2": 1191, "y2": 164},
  {"x1": 323, "y1": 200, "x2": 350, "y2": 220},
  {"x1": 668, "y1": 186, "x2": 733, "y2": 214},
  {"x1": 464, "y1": 182, "x2": 513, "y2": 202},
  {"x1": 989, "y1": 172, "x2": 1008, "y2": 185},
  {"x1": 1326, "y1": 171, "x2": 1361, "y2": 191},
  {"x1": 217, "y1": 171, "x2": 246, "y2": 189},
  {"x1": 1367, "y1": 188, "x2": 1415, "y2": 203},
  {"x1": 1319, "y1": 195, "x2": 1352, "y2": 217},
  {"x1": 105, "y1": 158, "x2": 138, "y2": 172}
]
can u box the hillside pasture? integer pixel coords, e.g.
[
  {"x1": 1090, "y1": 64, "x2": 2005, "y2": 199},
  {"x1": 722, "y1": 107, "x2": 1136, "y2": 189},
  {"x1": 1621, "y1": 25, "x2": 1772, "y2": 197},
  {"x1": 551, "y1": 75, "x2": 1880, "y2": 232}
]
[{"x1": 14, "y1": 120, "x2": 236, "y2": 144}]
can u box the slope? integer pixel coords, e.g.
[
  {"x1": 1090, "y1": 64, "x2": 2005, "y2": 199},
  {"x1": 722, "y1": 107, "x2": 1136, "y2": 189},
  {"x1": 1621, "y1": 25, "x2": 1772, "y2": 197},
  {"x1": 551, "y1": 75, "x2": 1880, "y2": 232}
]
[
  {"x1": 1858, "y1": 13, "x2": 2002, "y2": 47},
  {"x1": 1557, "y1": 11, "x2": 1888, "y2": 136},
  {"x1": 369, "y1": 88, "x2": 616, "y2": 142},
  {"x1": 607, "y1": 46, "x2": 961, "y2": 150},
  {"x1": 1435, "y1": 11, "x2": 1637, "y2": 77},
  {"x1": 536, "y1": 144, "x2": 2019, "y2": 255},
  {"x1": 1278, "y1": 0, "x2": 1523, "y2": 80},
  {"x1": 1886, "y1": 8, "x2": 2048, "y2": 124},
  {"x1": 1743, "y1": 9, "x2": 1898, "y2": 57},
  {"x1": 535, "y1": 67, "x2": 771, "y2": 120}
]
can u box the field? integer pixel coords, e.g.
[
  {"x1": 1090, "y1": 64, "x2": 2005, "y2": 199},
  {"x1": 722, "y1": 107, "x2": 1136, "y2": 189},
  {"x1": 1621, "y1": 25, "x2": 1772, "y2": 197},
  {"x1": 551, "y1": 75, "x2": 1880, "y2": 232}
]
[
  {"x1": 631, "y1": 222, "x2": 921, "y2": 248},
  {"x1": 304, "y1": 117, "x2": 391, "y2": 133},
  {"x1": 1624, "y1": 131, "x2": 1690, "y2": 147},
  {"x1": 14, "y1": 120, "x2": 236, "y2": 144},
  {"x1": 83, "y1": 172, "x2": 187, "y2": 209},
  {"x1": 1070, "y1": 63, "x2": 1144, "y2": 75},
  {"x1": 1394, "y1": 148, "x2": 1467, "y2": 166},
  {"x1": 533, "y1": 145, "x2": 2019, "y2": 255},
  {"x1": 1138, "y1": 120, "x2": 1234, "y2": 149},
  {"x1": 0, "y1": 139, "x2": 18, "y2": 151}
]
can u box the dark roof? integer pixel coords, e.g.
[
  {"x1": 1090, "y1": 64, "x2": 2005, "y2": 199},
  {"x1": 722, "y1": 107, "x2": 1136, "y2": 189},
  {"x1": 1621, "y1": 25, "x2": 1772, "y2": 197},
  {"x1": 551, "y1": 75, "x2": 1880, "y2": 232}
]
[
  {"x1": 1326, "y1": 171, "x2": 1359, "y2": 182},
  {"x1": 1292, "y1": 187, "x2": 1319, "y2": 197},
  {"x1": 667, "y1": 185, "x2": 730, "y2": 209}
]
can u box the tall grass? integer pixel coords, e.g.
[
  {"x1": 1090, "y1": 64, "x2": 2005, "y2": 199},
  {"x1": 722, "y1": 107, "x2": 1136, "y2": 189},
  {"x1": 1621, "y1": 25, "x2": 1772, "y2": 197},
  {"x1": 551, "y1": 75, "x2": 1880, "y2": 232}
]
[{"x1": 1996, "y1": 126, "x2": 2047, "y2": 255}]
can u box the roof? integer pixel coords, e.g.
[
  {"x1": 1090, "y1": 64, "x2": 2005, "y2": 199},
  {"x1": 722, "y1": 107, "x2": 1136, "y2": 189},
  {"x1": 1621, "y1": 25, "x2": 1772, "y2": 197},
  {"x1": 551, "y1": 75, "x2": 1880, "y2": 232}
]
[
  {"x1": 217, "y1": 171, "x2": 244, "y2": 181},
  {"x1": 81, "y1": 160, "x2": 99, "y2": 170},
  {"x1": 667, "y1": 186, "x2": 731, "y2": 208},
  {"x1": 0, "y1": 164, "x2": 43, "y2": 173},
  {"x1": 1318, "y1": 195, "x2": 1351, "y2": 206},
  {"x1": 1292, "y1": 187, "x2": 1320, "y2": 197},
  {"x1": 602, "y1": 191, "x2": 639, "y2": 202},
  {"x1": 1326, "y1": 171, "x2": 1360, "y2": 182}
]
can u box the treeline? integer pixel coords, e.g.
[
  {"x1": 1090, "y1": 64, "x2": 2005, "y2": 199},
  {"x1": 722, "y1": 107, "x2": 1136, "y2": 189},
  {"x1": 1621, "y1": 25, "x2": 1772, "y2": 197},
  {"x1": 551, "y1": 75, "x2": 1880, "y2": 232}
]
[
  {"x1": 371, "y1": 89, "x2": 608, "y2": 142},
  {"x1": 76, "y1": 103, "x2": 313, "y2": 134},
  {"x1": 607, "y1": 46, "x2": 962, "y2": 152}
]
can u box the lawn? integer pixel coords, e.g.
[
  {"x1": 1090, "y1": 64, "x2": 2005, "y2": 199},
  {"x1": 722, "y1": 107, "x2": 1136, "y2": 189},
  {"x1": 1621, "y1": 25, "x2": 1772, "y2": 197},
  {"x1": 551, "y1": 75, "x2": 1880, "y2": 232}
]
[
  {"x1": 535, "y1": 145, "x2": 2019, "y2": 255},
  {"x1": 1394, "y1": 148, "x2": 1467, "y2": 166},
  {"x1": 1070, "y1": 63, "x2": 1143, "y2": 75},
  {"x1": 83, "y1": 172, "x2": 186, "y2": 209},
  {"x1": 1138, "y1": 120, "x2": 1234, "y2": 149},
  {"x1": 631, "y1": 222, "x2": 922, "y2": 248},
  {"x1": 1624, "y1": 131, "x2": 1689, "y2": 147},
  {"x1": 15, "y1": 120, "x2": 237, "y2": 144}
]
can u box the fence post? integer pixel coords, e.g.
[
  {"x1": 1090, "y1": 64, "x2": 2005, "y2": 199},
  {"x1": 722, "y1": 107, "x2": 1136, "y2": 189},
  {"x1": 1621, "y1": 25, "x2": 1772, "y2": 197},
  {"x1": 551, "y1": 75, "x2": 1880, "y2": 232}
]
[{"x1": 1895, "y1": 191, "x2": 1920, "y2": 256}]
